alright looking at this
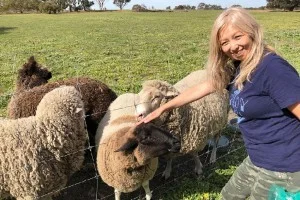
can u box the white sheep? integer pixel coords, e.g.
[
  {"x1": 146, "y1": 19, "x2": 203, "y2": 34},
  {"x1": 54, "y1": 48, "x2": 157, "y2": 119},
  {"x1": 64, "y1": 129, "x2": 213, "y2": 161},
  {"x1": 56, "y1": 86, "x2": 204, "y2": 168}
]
[
  {"x1": 174, "y1": 69, "x2": 208, "y2": 92},
  {"x1": 0, "y1": 86, "x2": 87, "y2": 200},
  {"x1": 136, "y1": 80, "x2": 229, "y2": 179},
  {"x1": 96, "y1": 94, "x2": 180, "y2": 200},
  {"x1": 95, "y1": 93, "x2": 138, "y2": 146},
  {"x1": 174, "y1": 69, "x2": 230, "y2": 153},
  {"x1": 174, "y1": 69, "x2": 234, "y2": 144}
]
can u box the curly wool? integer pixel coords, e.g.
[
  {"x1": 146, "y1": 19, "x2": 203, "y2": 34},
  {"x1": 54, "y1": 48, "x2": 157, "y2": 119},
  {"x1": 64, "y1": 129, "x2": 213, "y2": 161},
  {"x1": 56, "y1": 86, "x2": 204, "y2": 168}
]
[
  {"x1": 174, "y1": 69, "x2": 208, "y2": 93},
  {"x1": 0, "y1": 86, "x2": 87, "y2": 200},
  {"x1": 96, "y1": 94, "x2": 157, "y2": 193},
  {"x1": 141, "y1": 80, "x2": 229, "y2": 154},
  {"x1": 7, "y1": 77, "x2": 117, "y2": 147},
  {"x1": 174, "y1": 70, "x2": 229, "y2": 140},
  {"x1": 95, "y1": 93, "x2": 138, "y2": 145},
  {"x1": 98, "y1": 121, "x2": 158, "y2": 193}
]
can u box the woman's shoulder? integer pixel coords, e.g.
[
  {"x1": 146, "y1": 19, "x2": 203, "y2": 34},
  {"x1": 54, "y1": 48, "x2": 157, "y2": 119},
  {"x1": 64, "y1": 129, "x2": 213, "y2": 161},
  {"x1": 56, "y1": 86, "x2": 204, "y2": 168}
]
[
  {"x1": 261, "y1": 52, "x2": 284, "y2": 65},
  {"x1": 260, "y1": 52, "x2": 297, "y2": 75}
]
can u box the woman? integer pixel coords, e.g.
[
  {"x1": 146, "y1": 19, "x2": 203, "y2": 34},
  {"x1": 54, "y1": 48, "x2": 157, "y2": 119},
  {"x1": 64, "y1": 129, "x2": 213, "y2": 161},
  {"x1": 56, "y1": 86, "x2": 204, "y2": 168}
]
[{"x1": 140, "y1": 7, "x2": 300, "y2": 199}]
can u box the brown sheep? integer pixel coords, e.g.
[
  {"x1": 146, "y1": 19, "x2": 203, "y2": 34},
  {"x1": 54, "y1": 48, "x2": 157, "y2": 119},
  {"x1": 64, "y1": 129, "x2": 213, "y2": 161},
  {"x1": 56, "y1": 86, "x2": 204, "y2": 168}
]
[
  {"x1": 16, "y1": 56, "x2": 52, "y2": 91},
  {"x1": 7, "y1": 56, "x2": 117, "y2": 148},
  {"x1": 97, "y1": 116, "x2": 181, "y2": 200}
]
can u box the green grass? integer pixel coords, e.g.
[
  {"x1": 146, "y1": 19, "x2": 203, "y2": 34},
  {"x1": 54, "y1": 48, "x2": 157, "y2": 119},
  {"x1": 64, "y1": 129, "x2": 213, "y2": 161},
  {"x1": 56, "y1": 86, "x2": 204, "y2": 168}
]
[
  {"x1": 1, "y1": 11, "x2": 300, "y2": 115},
  {"x1": 0, "y1": 10, "x2": 299, "y2": 199}
]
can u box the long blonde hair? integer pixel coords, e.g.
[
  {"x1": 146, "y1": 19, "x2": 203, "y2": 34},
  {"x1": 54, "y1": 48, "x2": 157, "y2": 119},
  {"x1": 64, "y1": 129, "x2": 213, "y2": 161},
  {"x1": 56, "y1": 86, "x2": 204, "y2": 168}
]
[{"x1": 206, "y1": 7, "x2": 274, "y2": 91}]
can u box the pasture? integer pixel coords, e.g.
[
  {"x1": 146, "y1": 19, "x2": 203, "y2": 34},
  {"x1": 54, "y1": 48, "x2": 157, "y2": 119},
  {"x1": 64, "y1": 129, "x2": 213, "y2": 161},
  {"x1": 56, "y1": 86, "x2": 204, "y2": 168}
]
[{"x1": 0, "y1": 10, "x2": 300, "y2": 199}]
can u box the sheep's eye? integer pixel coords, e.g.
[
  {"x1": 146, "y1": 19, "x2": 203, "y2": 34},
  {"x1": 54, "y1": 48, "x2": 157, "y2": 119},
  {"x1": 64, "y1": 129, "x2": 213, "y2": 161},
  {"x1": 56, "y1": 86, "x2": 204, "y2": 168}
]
[
  {"x1": 141, "y1": 134, "x2": 151, "y2": 142},
  {"x1": 143, "y1": 135, "x2": 150, "y2": 140},
  {"x1": 141, "y1": 137, "x2": 154, "y2": 145},
  {"x1": 152, "y1": 96, "x2": 160, "y2": 102}
]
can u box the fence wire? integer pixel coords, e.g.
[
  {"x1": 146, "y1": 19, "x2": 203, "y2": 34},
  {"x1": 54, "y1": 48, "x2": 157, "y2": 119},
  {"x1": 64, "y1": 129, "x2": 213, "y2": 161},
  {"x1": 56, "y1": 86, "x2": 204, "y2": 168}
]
[{"x1": 0, "y1": 31, "x2": 298, "y2": 200}]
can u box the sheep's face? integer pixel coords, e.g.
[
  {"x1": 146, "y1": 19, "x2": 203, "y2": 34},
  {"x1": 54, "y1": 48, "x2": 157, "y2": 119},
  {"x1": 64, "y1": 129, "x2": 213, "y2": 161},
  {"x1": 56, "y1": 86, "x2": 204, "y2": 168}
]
[
  {"x1": 116, "y1": 123, "x2": 181, "y2": 165},
  {"x1": 136, "y1": 85, "x2": 178, "y2": 120},
  {"x1": 17, "y1": 56, "x2": 52, "y2": 90},
  {"x1": 136, "y1": 89, "x2": 164, "y2": 118}
]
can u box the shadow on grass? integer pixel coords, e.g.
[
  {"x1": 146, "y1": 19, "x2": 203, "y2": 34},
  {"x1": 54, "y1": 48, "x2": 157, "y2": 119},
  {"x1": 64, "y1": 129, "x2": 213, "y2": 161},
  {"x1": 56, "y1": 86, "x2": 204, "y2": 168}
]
[{"x1": 0, "y1": 27, "x2": 16, "y2": 35}]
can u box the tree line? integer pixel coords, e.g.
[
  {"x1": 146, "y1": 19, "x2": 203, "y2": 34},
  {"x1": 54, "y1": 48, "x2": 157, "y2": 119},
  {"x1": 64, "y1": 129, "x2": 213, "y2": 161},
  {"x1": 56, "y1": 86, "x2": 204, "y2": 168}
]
[
  {"x1": 266, "y1": 0, "x2": 300, "y2": 11},
  {"x1": 0, "y1": 0, "x2": 96, "y2": 13},
  {"x1": 0, "y1": 0, "x2": 299, "y2": 14},
  {"x1": 170, "y1": 1, "x2": 299, "y2": 11}
]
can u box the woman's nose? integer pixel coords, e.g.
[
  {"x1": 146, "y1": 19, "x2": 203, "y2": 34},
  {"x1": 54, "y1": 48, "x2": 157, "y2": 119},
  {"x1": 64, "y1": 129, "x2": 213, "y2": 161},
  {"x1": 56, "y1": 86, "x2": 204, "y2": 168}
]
[{"x1": 230, "y1": 43, "x2": 239, "y2": 52}]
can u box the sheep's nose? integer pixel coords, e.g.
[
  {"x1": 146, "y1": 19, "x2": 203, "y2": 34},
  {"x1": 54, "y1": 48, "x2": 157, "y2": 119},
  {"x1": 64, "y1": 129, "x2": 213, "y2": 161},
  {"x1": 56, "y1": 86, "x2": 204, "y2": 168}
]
[
  {"x1": 135, "y1": 105, "x2": 146, "y2": 117},
  {"x1": 136, "y1": 113, "x2": 144, "y2": 122}
]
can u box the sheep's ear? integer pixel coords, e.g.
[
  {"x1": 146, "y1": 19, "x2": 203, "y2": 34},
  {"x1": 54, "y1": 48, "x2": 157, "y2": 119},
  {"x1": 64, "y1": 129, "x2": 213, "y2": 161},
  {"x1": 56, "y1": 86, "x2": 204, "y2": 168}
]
[
  {"x1": 46, "y1": 72, "x2": 52, "y2": 79},
  {"x1": 166, "y1": 91, "x2": 179, "y2": 99},
  {"x1": 23, "y1": 57, "x2": 37, "y2": 76},
  {"x1": 115, "y1": 138, "x2": 138, "y2": 152},
  {"x1": 28, "y1": 56, "x2": 35, "y2": 63}
]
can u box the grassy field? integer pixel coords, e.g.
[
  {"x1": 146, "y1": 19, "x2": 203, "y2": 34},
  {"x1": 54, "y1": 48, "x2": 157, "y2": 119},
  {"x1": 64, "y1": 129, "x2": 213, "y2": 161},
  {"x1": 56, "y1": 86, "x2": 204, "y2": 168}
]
[{"x1": 0, "y1": 10, "x2": 300, "y2": 199}]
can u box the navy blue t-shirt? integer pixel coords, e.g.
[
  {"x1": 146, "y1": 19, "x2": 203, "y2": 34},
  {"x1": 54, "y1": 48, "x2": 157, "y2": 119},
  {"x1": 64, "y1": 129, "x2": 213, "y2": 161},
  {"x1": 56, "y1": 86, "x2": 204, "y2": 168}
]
[{"x1": 228, "y1": 53, "x2": 300, "y2": 172}]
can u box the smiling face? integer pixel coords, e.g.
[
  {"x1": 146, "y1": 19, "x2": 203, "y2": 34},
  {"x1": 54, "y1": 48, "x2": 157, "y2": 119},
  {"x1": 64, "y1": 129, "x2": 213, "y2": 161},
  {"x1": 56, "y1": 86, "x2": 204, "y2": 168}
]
[{"x1": 219, "y1": 25, "x2": 253, "y2": 61}]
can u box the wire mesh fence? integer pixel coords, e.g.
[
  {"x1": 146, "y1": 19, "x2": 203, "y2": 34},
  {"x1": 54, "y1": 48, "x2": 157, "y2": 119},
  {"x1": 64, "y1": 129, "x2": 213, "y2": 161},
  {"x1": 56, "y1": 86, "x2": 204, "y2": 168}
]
[{"x1": 0, "y1": 12, "x2": 299, "y2": 200}]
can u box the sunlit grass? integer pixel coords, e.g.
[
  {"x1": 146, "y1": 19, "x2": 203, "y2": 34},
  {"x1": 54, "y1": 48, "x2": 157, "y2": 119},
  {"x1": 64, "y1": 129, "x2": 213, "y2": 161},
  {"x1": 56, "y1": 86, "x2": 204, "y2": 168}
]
[{"x1": 0, "y1": 10, "x2": 299, "y2": 199}]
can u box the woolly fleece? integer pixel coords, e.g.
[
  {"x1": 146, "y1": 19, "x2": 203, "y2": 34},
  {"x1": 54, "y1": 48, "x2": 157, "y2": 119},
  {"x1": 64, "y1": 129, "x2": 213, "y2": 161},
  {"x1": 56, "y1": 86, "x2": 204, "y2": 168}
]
[
  {"x1": 7, "y1": 77, "x2": 117, "y2": 147},
  {"x1": 0, "y1": 86, "x2": 86, "y2": 200}
]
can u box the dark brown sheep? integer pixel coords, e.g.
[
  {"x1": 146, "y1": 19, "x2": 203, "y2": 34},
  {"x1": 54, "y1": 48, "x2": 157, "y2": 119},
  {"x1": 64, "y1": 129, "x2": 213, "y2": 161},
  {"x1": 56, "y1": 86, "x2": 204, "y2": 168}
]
[
  {"x1": 16, "y1": 56, "x2": 52, "y2": 91},
  {"x1": 8, "y1": 56, "x2": 117, "y2": 148}
]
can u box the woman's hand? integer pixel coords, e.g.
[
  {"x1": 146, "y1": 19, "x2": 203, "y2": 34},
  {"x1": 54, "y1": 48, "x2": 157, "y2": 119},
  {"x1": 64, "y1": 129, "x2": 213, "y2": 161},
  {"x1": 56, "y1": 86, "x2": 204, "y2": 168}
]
[
  {"x1": 288, "y1": 102, "x2": 300, "y2": 120},
  {"x1": 138, "y1": 107, "x2": 164, "y2": 124}
]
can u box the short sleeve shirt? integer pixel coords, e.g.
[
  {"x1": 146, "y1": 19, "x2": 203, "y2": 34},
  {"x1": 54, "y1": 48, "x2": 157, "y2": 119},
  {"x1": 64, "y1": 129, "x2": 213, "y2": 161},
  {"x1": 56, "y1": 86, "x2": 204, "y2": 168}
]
[{"x1": 228, "y1": 53, "x2": 300, "y2": 172}]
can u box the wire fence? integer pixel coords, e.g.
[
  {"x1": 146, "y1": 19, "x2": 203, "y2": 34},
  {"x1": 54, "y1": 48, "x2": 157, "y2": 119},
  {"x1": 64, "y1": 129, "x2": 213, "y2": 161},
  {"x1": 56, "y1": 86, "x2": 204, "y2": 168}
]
[
  {"x1": 0, "y1": 29, "x2": 298, "y2": 200},
  {"x1": 0, "y1": 83, "x2": 244, "y2": 200}
]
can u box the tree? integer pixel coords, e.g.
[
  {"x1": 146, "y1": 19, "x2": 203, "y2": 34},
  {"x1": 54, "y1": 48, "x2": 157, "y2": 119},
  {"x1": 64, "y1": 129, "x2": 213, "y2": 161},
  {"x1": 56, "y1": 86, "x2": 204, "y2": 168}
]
[
  {"x1": 132, "y1": 4, "x2": 147, "y2": 12},
  {"x1": 113, "y1": 0, "x2": 130, "y2": 10},
  {"x1": 4, "y1": 0, "x2": 36, "y2": 13},
  {"x1": 267, "y1": 0, "x2": 300, "y2": 11},
  {"x1": 95, "y1": 0, "x2": 105, "y2": 10},
  {"x1": 197, "y1": 2, "x2": 205, "y2": 9},
  {"x1": 197, "y1": 2, "x2": 222, "y2": 10},
  {"x1": 231, "y1": 4, "x2": 242, "y2": 8},
  {"x1": 174, "y1": 5, "x2": 195, "y2": 10},
  {"x1": 79, "y1": 0, "x2": 94, "y2": 11},
  {"x1": 68, "y1": 0, "x2": 77, "y2": 11},
  {"x1": 39, "y1": 0, "x2": 60, "y2": 13}
]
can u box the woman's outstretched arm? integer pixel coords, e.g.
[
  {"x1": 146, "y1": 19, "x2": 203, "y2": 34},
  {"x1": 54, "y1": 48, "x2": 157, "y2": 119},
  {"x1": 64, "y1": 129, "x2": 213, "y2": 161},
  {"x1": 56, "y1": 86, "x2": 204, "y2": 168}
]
[{"x1": 140, "y1": 80, "x2": 216, "y2": 123}]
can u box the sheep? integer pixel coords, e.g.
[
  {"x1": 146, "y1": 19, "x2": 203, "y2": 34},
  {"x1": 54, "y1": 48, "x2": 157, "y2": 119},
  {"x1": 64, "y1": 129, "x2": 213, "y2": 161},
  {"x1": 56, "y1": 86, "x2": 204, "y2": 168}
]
[
  {"x1": 95, "y1": 93, "x2": 138, "y2": 146},
  {"x1": 0, "y1": 86, "x2": 87, "y2": 200},
  {"x1": 96, "y1": 93, "x2": 180, "y2": 200},
  {"x1": 7, "y1": 56, "x2": 117, "y2": 148},
  {"x1": 15, "y1": 56, "x2": 52, "y2": 91},
  {"x1": 173, "y1": 69, "x2": 208, "y2": 93},
  {"x1": 136, "y1": 80, "x2": 229, "y2": 179},
  {"x1": 97, "y1": 117, "x2": 180, "y2": 200},
  {"x1": 174, "y1": 69, "x2": 238, "y2": 135}
]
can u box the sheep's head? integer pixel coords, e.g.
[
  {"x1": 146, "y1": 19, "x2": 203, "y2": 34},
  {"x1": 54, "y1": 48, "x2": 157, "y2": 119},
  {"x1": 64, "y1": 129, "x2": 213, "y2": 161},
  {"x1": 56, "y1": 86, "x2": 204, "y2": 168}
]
[
  {"x1": 16, "y1": 56, "x2": 52, "y2": 91},
  {"x1": 115, "y1": 122, "x2": 181, "y2": 165},
  {"x1": 136, "y1": 80, "x2": 179, "y2": 119}
]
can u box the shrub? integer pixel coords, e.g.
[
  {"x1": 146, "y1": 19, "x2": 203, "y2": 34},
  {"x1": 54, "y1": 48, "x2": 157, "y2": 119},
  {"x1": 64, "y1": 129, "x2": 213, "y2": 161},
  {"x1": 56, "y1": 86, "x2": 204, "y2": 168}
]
[{"x1": 132, "y1": 4, "x2": 148, "y2": 12}]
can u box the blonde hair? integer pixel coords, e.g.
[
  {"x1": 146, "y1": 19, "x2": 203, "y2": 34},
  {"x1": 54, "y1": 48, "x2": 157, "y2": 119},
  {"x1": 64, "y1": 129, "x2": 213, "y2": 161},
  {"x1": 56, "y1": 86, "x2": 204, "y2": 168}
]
[{"x1": 206, "y1": 7, "x2": 274, "y2": 91}]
